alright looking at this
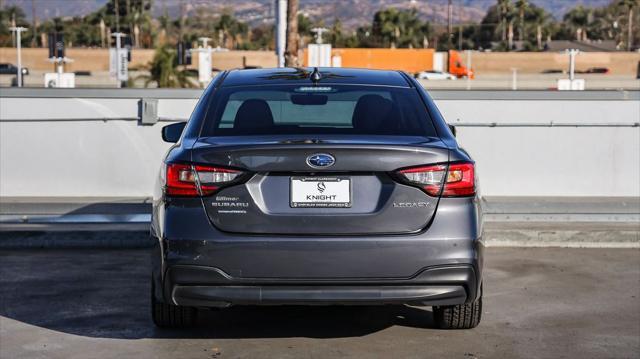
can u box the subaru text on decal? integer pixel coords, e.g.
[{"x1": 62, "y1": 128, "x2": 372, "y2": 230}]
[{"x1": 151, "y1": 67, "x2": 483, "y2": 330}]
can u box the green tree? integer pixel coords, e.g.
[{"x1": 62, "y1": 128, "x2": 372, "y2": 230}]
[
  {"x1": 298, "y1": 13, "x2": 314, "y2": 38},
  {"x1": 370, "y1": 8, "x2": 431, "y2": 48},
  {"x1": 473, "y1": 4, "x2": 501, "y2": 49},
  {"x1": 497, "y1": 0, "x2": 514, "y2": 42},
  {"x1": 215, "y1": 11, "x2": 249, "y2": 49},
  {"x1": 0, "y1": 5, "x2": 30, "y2": 47},
  {"x1": 247, "y1": 24, "x2": 274, "y2": 50},
  {"x1": 529, "y1": 5, "x2": 552, "y2": 49},
  {"x1": 100, "y1": 0, "x2": 151, "y2": 37},
  {"x1": 135, "y1": 45, "x2": 196, "y2": 88},
  {"x1": 563, "y1": 5, "x2": 592, "y2": 41},
  {"x1": 555, "y1": 0, "x2": 639, "y2": 49},
  {"x1": 617, "y1": 0, "x2": 638, "y2": 50},
  {"x1": 515, "y1": 0, "x2": 529, "y2": 42},
  {"x1": 327, "y1": 19, "x2": 343, "y2": 46}
]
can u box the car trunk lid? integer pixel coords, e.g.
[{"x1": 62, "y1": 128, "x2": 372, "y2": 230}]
[{"x1": 193, "y1": 136, "x2": 449, "y2": 235}]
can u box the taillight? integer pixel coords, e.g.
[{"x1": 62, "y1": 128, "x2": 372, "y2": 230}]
[
  {"x1": 165, "y1": 163, "x2": 243, "y2": 197},
  {"x1": 442, "y1": 162, "x2": 475, "y2": 197},
  {"x1": 397, "y1": 162, "x2": 475, "y2": 197},
  {"x1": 397, "y1": 164, "x2": 447, "y2": 196}
]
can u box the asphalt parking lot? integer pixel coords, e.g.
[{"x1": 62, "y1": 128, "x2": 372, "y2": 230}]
[{"x1": 0, "y1": 241, "x2": 638, "y2": 359}]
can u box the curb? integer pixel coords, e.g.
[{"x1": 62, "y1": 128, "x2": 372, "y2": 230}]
[{"x1": 0, "y1": 231, "x2": 153, "y2": 249}]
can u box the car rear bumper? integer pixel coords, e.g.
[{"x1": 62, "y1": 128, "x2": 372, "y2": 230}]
[
  {"x1": 165, "y1": 264, "x2": 477, "y2": 307},
  {"x1": 174, "y1": 285, "x2": 467, "y2": 307},
  {"x1": 151, "y1": 196, "x2": 484, "y2": 307}
]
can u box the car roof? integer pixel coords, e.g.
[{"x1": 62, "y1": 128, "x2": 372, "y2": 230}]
[{"x1": 220, "y1": 67, "x2": 412, "y2": 88}]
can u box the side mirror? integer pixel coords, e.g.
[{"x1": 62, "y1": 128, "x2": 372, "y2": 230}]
[
  {"x1": 448, "y1": 124, "x2": 457, "y2": 137},
  {"x1": 162, "y1": 122, "x2": 186, "y2": 143}
]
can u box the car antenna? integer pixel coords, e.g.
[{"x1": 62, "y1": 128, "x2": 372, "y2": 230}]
[{"x1": 310, "y1": 67, "x2": 322, "y2": 84}]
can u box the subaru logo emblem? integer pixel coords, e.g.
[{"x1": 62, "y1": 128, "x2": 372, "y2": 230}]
[{"x1": 306, "y1": 153, "x2": 335, "y2": 168}]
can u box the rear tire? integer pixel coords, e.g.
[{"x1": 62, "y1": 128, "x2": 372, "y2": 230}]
[
  {"x1": 433, "y1": 294, "x2": 482, "y2": 329},
  {"x1": 151, "y1": 282, "x2": 197, "y2": 328}
]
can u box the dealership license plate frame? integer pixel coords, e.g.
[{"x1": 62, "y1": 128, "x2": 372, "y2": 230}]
[{"x1": 290, "y1": 176, "x2": 352, "y2": 208}]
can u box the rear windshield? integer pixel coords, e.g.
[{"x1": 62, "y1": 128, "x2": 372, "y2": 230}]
[{"x1": 200, "y1": 85, "x2": 437, "y2": 137}]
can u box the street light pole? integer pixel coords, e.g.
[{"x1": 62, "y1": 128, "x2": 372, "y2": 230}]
[
  {"x1": 311, "y1": 27, "x2": 329, "y2": 44},
  {"x1": 568, "y1": 49, "x2": 578, "y2": 81},
  {"x1": 275, "y1": 0, "x2": 287, "y2": 67},
  {"x1": 447, "y1": 0, "x2": 453, "y2": 48},
  {"x1": 9, "y1": 26, "x2": 27, "y2": 87},
  {"x1": 112, "y1": 32, "x2": 125, "y2": 88}
]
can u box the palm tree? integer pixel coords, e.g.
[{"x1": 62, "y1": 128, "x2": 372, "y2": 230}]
[
  {"x1": 135, "y1": 45, "x2": 197, "y2": 88},
  {"x1": 617, "y1": 0, "x2": 637, "y2": 50},
  {"x1": 370, "y1": 8, "x2": 427, "y2": 48},
  {"x1": 285, "y1": 0, "x2": 299, "y2": 66},
  {"x1": 524, "y1": 4, "x2": 552, "y2": 49},
  {"x1": 563, "y1": 5, "x2": 591, "y2": 41},
  {"x1": 497, "y1": 0, "x2": 513, "y2": 41},
  {"x1": 515, "y1": 0, "x2": 528, "y2": 42},
  {"x1": 215, "y1": 12, "x2": 247, "y2": 49},
  {"x1": 590, "y1": 6, "x2": 619, "y2": 41}
]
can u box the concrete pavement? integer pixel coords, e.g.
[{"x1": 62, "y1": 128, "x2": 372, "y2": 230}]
[{"x1": 1, "y1": 244, "x2": 639, "y2": 359}]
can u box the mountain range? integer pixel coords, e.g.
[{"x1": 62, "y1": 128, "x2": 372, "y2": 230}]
[{"x1": 6, "y1": 0, "x2": 615, "y2": 29}]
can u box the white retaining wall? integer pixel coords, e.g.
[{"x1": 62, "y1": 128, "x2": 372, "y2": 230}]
[{"x1": 0, "y1": 89, "x2": 638, "y2": 199}]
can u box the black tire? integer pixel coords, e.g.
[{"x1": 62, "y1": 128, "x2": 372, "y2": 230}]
[
  {"x1": 151, "y1": 282, "x2": 197, "y2": 328},
  {"x1": 433, "y1": 294, "x2": 482, "y2": 329}
]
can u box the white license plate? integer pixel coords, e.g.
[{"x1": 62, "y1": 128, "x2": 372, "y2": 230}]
[{"x1": 290, "y1": 177, "x2": 351, "y2": 208}]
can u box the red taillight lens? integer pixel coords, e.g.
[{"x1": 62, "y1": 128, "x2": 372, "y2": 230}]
[
  {"x1": 165, "y1": 163, "x2": 243, "y2": 197},
  {"x1": 166, "y1": 163, "x2": 198, "y2": 196},
  {"x1": 442, "y1": 162, "x2": 475, "y2": 197},
  {"x1": 397, "y1": 162, "x2": 475, "y2": 197}
]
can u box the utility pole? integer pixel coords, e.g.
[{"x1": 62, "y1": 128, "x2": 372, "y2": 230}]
[
  {"x1": 126, "y1": 0, "x2": 132, "y2": 42},
  {"x1": 31, "y1": 0, "x2": 37, "y2": 47},
  {"x1": 465, "y1": 49, "x2": 472, "y2": 90},
  {"x1": 447, "y1": 0, "x2": 453, "y2": 35},
  {"x1": 179, "y1": 0, "x2": 186, "y2": 41},
  {"x1": 447, "y1": 0, "x2": 453, "y2": 49},
  {"x1": 275, "y1": 0, "x2": 287, "y2": 67},
  {"x1": 568, "y1": 49, "x2": 578, "y2": 81},
  {"x1": 9, "y1": 27, "x2": 27, "y2": 87},
  {"x1": 114, "y1": 0, "x2": 120, "y2": 32},
  {"x1": 628, "y1": 6, "x2": 634, "y2": 51}
]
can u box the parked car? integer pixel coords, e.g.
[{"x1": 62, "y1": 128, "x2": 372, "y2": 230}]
[
  {"x1": 151, "y1": 67, "x2": 483, "y2": 330},
  {"x1": 415, "y1": 70, "x2": 457, "y2": 80},
  {"x1": 582, "y1": 67, "x2": 610, "y2": 74},
  {"x1": 0, "y1": 63, "x2": 29, "y2": 75}
]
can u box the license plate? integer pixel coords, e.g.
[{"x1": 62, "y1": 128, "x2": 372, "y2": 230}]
[{"x1": 290, "y1": 177, "x2": 351, "y2": 208}]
